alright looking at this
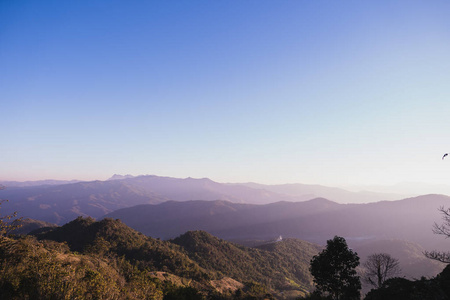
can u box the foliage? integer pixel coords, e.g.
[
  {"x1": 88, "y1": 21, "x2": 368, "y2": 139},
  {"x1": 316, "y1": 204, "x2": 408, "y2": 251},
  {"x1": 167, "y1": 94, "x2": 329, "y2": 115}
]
[
  {"x1": 0, "y1": 218, "x2": 195, "y2": 299},
  {"x1": 172, "y1": 230, "x2": 318, "y2": 296},
  {"x1": 309, "y1": 236, "x2": 361, "y2": 300},
  {"x1": 362, "y1": 253, "x2": 401, "y2": 288},
  {"x1": 0, "y1": 216, "x2": 322, "y2": 299},
  {"x1": 0, "y1": 235, "x2": 125, "y2": 299},
  {"x1": 35, "y1": 217, "x2": 209, "y2": 280}
]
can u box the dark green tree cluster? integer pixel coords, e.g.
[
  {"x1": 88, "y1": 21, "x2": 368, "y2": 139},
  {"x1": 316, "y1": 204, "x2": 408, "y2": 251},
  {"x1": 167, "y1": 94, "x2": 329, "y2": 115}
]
[{"x1": 308, "y1": 236, "x2": 361, "y2": 300}]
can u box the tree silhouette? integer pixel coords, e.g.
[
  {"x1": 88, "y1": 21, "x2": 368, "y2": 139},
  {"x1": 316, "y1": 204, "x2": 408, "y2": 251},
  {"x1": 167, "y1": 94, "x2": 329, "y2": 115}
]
[
  {"x1": 363, "y1": 253, "x2": 401, "y2": 288},
  {"x1": 424, "y1": 206, "x2": 450, "y2": 263},
  {"x1": 310, "y1": 236, "x2": 361, "y2": 300}
]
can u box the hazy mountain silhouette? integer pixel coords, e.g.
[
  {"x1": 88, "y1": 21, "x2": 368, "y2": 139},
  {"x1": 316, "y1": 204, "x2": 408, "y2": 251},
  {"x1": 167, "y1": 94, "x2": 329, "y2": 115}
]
[
  {"x1": 0, "y1": 179, "x2": 81, "y2": 187},
  {"x1": 0, "y1": 175, "x2": 298, "y2": 224},
  {"x1": 104, "y1": 198, "x2": 339, "y2": 240},
  {"x1": 0, "y1": 180, "x2": 169, "y2": 224},
  {"x1": 104, "y1": 194, "x2": 450, "y2": 252},
  {"x1": 107, "y1": 174, "x2": 136, "y2": 180},
  {"x1": 0, "y1": 175, "x2": 408, "y2": 226},
  {"x1": 113, "y1": 175, "x2": 299, "y2": 204},
  {"x1": 104, "y1": 196, "x2": 449, "y2": 282},
  {"x1": 116, "y1": 175, "x2": 403, "y2": 203},
  {"x1": 354, "y1": 239, "x2": 445, "y2": 280},
  {"x1": 240, "y1": 182, "x2": 404, "y2": 203}
]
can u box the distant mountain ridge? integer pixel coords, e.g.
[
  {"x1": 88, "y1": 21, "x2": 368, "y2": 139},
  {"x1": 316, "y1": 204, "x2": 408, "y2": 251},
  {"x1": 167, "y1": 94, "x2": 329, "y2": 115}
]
[
  {"x1": 107, "y1": 174, "x2": 136, "y2": 180},
  {"x1": 104, "y1": 194, "x2": 450, "y2": 252},
  {"x1": 104, "y1": 198, "x2": 340, "y2": 240},
  {"x1": 0, "y1": 180, "x2": 169, "y2": 224},
  {"x1": 110, "y1": 175, "x2": 299, "y2": 204},
  {"x1": 0, "y1": 179, "x2": 81, "y2": 187},
  {"x1": 104, "y1": 196, "x2": 449, "y2": 282},
  {"x1": 0, "y1": 174, "x2": 412, "y2": 225},
  {"x1": 239, "y1": 182, "x2": 405, "y2": 203}
]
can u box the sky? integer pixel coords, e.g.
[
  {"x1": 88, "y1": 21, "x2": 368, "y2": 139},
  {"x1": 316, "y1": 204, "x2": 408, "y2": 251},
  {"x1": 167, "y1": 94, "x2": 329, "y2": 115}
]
[{"x1": 2, "y1": 1, "x2": 450, "y2": 191}]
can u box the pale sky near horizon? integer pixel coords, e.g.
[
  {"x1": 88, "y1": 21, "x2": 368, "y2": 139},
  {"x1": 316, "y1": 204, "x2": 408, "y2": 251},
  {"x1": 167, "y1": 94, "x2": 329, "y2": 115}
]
[{"x1": 2, "y1": 1, "x2": 450, "y2": 190}]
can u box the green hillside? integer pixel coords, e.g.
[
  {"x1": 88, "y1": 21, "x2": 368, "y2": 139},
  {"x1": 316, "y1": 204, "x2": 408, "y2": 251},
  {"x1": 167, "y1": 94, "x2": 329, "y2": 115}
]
[
  {"x1": 0, "y1": 216, "x2": 322, "y2": 299},
  {"x1": 34, "y1": 217, "x2": 209, "y2": 281},
  {"x1": 0, "y1": 235, "x2": 165, "y2": 299},
  {"x1": 172, "y1": 231, "x2": 320, "y2": 298},
  {"x1": 3, "y1": 216, "x2": 450, "y2": 299}
]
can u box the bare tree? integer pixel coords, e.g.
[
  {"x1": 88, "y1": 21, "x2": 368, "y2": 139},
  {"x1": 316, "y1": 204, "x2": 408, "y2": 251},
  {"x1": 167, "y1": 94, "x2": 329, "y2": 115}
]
[
  {"x1": 424, "y1": 206, "x2": 450, "y2": 263},
  {"x1": 363, "y1": 253, "x2": 401, "y2": 288}
]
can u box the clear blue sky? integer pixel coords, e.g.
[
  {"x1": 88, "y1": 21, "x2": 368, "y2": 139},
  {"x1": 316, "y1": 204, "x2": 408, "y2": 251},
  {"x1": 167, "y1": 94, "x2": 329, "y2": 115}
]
[{"x1": 2, "y1": 1, "x2": 450, "y2": 188}]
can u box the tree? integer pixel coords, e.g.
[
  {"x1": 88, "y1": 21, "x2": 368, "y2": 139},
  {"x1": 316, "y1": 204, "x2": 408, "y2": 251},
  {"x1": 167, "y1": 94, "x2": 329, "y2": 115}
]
[
  {"x1": 310, "y1": 236, "x2": 361, "y2": 300},
  {"x1": 363, "y1": 253, "x2": 401, "y2": 288},
  {"x1": 424, "y1": 206, "x2": 450, "y2": 263}
]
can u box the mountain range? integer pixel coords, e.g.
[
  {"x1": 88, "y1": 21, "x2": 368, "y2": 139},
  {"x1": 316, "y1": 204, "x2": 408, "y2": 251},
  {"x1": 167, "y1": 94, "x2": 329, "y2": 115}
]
[
  {"x1": 3, "y1": 174, "x2": 450, "y2": 247},
  {"x1": 3, "y1": 175, "x2": 449, "y2": 251},
  {"x1": 0, "y1": 179, "x2": 81, "y2": 187},
  {"x1": 0, "y1": 174, "x2": 407, "y2": 224},
  {"x1": 103, "y1": 195, "x2": 450, "y2": 251},
  {"x1": 0, "y1": 179, "x2": 168, "y2": 224},
  {"x1": 2, "y1": 174, "x2": 450, "y2": 297}
]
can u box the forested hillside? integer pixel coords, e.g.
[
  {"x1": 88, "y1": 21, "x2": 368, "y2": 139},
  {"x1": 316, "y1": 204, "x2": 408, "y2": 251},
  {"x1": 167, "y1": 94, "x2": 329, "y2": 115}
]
[
  {"x1": 0, "y1": 217, "x2": 320, "y2": 299},
  {"x1": 172, "y1": 231, "x2": 320, "y2": 299}
]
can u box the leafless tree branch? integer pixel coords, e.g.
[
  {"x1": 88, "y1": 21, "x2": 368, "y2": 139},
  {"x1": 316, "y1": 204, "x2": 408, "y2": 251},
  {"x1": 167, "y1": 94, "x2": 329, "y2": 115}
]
[{"x1": 362, "y1": 253, "x2": 401, "y2": 288}]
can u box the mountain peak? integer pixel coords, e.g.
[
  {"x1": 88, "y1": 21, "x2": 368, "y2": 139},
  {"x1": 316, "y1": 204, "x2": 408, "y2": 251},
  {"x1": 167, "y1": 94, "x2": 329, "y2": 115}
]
[
  {"x1": 107, "y1": 174, "x2": 135, "y2": 181},
  {"x1": 308, "y1": 197, "x2": 339, "y2": 205}
]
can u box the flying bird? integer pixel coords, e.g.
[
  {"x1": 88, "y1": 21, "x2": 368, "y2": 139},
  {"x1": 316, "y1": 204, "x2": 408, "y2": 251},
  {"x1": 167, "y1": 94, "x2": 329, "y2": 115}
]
[{"x1": 443, "y1": 153, "x2": 448, "y2": 160}]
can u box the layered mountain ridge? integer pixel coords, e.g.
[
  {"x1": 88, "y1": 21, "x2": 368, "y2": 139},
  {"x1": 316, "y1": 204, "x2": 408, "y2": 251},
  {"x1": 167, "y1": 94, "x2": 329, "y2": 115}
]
[
  {"x1": 0, "y1": 174, "x2": 405, "y2": 225},
  {"x1": 104, "y1": 195, "x2": 450, "y2": 250}
]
